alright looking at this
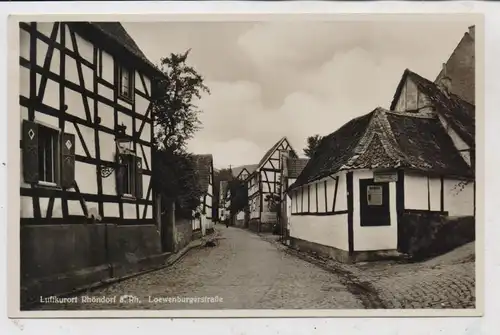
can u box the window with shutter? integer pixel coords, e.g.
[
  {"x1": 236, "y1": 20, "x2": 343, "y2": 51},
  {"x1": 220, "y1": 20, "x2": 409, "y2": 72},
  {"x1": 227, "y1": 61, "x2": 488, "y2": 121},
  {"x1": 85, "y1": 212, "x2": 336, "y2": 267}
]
[
  {"x1": 22, "y1": 120, "x2": 39, "y2": 183},
  {"x1": 61, "y1": 132, "x2": 75, "y2": 188},
  {"x1": 135, "y1": 156, "x2": 143, "y2": 199},
  {"x1": 22, "y1": 120, "x2": 65, "y2": 187}
]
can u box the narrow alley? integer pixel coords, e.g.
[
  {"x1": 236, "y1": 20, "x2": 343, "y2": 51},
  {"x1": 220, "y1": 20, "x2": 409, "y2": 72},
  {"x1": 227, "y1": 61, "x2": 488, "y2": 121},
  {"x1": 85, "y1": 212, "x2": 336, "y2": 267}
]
[{"x1": 36, "y1": 227, "x2": 364, "y2": 310}]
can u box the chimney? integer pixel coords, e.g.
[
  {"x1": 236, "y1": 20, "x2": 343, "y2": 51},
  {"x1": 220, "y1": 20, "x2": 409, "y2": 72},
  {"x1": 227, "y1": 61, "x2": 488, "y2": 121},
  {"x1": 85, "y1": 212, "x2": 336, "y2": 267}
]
[
  {"x1": 438, "y1": 63, "x2": 452, "y2": 96},
  {"x1": 468, "y1": 25, "x2": 475, "y2": 40}
]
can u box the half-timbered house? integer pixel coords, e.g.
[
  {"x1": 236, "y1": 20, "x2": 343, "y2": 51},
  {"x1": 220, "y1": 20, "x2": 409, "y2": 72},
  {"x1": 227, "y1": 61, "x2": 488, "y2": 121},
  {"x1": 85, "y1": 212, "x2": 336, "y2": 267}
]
[
  {"x1": 288, "y1": 99, "x2": 474, "y2": 262},
  {"x1": 19, "y1": 21, "x2": 164, "y2": 305},
  {"x1": 218, "y1": 180, "x2": 229, "y2": 221},
  {"x1": 247, "y1": 137, "x2": 298, "y2": 232},
  {"x1": 287, "y1": 25, "x2": 475, "y2": 263},
  {"x1": 191, "y1": 154, "x2": 215, "y2": 236},
  {"x1": 227, "y1": 164, "x2": 257, "y2": 226}
]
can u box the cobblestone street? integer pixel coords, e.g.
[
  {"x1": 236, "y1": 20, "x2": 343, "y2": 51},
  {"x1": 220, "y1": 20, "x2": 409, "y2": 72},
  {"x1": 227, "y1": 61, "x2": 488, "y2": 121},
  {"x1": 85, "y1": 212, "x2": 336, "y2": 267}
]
[
  {"x1": 261, "y1": 234, "x2": 476, "y2": 309},
  {"x1": 36, "y1": 226, "x2": 364, "y2": 310}
]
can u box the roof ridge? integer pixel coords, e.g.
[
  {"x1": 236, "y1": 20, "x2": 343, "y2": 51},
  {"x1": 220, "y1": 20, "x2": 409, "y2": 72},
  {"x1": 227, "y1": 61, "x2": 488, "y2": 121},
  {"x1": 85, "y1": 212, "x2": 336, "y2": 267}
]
[{"x1": 341, "y1": 109, "x2": 380, "y2": 168}]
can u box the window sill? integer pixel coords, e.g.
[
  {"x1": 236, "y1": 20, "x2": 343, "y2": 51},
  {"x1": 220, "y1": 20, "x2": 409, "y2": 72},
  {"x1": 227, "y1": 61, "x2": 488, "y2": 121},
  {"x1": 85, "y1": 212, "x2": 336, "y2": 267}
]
[
  {"x1": 36, "y1": 181, "x2": 62, "y2": 190},
  {"x1": 121, "y1": 194, "x2": 136, "y2": 200},
  {"x1": 117, "y1": 94, "x2": 135, "y2": 104}
]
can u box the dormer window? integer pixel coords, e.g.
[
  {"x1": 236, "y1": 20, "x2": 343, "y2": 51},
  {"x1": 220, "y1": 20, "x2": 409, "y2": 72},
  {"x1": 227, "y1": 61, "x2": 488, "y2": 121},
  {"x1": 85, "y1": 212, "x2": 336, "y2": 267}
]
[{"x1": 117, "y1": 65, "x2": 134, "y2": 101}]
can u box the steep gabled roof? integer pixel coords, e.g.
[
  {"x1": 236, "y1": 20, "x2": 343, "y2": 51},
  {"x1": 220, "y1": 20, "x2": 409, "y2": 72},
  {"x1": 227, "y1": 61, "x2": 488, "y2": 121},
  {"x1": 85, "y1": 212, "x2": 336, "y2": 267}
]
[
  {"x1": 255, "y1": 136, "x2": 298, "y2": 172},
  {"x1": 435, "y1": 26, "x2": 475, "y2": 105},
  {"x1": 71, "y1": 22, "x2": 163, "y2": 79},
  {"x1": 287, "y1": 158, "x2": 310, "y2": 178},
  {"x1": 90, "y1": 22, "x2": 155, "y2": 68},
  {"x1": 290, "y1": 107, "x2": 473, "y2": 190},
  {"x1": 231, "y1": 164, "x2": 258, "y2": 179},
  {"x1": 257, "y1": 137, "x2": 287, "y2": 169},
  {"x1": 192, "y1": 154, "x2": 213, "y2": 194},
  {"x1": 390, "y1": 69, "x2": 475, "y2": 147}
]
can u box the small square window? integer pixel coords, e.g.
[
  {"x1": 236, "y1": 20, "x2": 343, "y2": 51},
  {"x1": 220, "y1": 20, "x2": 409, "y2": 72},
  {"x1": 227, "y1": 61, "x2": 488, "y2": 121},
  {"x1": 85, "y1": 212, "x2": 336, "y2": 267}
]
[
  {"x1": 367, "y1": 185, "x2": 383, "y2": 206},
  {"x1": 118, "y1": 66, "x2": 134, "y2": 101}
]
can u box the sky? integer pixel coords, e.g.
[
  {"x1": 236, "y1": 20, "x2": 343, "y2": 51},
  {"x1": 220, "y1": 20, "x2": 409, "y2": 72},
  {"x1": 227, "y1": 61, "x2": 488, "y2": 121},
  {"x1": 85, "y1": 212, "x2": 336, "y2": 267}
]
[{"x1": 123, "y1": 19, "x2": 474, "y2": 170}]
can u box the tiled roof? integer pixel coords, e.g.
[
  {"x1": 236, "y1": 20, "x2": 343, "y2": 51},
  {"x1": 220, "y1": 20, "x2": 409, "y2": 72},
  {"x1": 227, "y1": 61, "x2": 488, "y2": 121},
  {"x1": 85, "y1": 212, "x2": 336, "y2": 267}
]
[
  {"x1": 290, "y1": 107, "x2": 473, "y2": 190},
  {"x1": 287, "y1": 158, "x2": 310, "y2": 178},
  {"x1": 435, "y1": 27, "x2": 475, "y2": 105},
  {"x1": 72, "y1": 22, "x2": 163, "y2": 78},
  {"x1": 192, "y1": 154, "x2": 213, "y2": 194},
  {"x1": 391, "y1": 69, "x2": 475, "y2": 147}
]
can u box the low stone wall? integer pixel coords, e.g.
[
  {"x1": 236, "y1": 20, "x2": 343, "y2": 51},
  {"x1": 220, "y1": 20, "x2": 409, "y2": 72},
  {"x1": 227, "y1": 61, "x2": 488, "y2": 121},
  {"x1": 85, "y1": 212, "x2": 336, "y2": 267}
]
[
  {"x1": 192, "y1": 230, "x2": 203, "y2": 240},
  {"x1": 399, "y1": 212, "x2": 475, "y2": 260},
  {"x1": 174, "y1": 218, "x2": 193, "y2": 252},
  {"x1": 234, "y1": 219, "x2": 245, "y2": 228},
  {"x1": 248, "y1": 218, "x2": 260, "y2": 232},
  {"x1": 20, "y1": 223, "x2": 163, "y2": 308},
  {"x1": 248, "y1": 218, "x2": 275, "y2": 233}
]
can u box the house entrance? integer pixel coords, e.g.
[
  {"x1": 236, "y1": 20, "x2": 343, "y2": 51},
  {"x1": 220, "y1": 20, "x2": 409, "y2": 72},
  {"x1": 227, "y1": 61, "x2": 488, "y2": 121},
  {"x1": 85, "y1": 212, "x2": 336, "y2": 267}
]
[{"x1": 359, "y1": 179, "x2": 391, "y2": 227}]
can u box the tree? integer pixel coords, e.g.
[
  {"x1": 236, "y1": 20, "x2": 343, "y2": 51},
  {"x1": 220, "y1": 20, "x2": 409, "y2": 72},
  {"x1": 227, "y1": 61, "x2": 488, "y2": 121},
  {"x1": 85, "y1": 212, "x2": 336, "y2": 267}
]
[
  {"x1": 153, "y1": 151, "x2": 203, "y2": 219},
  {"x1": 152, "y1": 50, "x2": 210, "y2": 217},
  {"x1": 227, "y1": 179, "x2": 248, "y2": 215},
  {"x1": 153, "y1": 49, "x2": 210, "y2": 153},
  {"x1": 303, "y1": 134, "x2": 323, "y2": 158}
]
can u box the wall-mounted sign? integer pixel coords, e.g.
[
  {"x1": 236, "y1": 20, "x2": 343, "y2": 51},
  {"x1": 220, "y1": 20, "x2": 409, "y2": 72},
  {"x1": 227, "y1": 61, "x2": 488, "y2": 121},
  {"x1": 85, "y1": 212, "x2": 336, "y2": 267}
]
[
  {"x1": 367, "y1": 185, "x2": 383, "y2": 206},
  {"x1": 374, "y1": 171, "x2": 398, "y2": 183}
]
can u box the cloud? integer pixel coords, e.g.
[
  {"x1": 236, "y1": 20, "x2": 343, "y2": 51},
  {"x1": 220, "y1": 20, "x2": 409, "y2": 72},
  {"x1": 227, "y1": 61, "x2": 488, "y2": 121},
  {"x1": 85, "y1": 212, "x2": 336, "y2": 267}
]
[{"x1": 124, "y1": 20, "x2": 475, "y2": 168}]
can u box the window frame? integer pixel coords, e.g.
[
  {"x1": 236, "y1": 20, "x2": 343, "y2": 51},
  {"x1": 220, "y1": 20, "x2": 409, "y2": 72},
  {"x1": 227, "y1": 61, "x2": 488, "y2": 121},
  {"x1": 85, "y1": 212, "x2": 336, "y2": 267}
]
[
  {"x1": 118, "y1": 150, "x2": 136, "y2": 199},
  {"x1": 117, "y1": 65, "x2": 135, "y2": 102},
  {"x1": 34, "y1": 121, "x2": 62, "y2": 188},
  {"x1": 116, "y1": 142, "x2": 143, "y2": 199}
]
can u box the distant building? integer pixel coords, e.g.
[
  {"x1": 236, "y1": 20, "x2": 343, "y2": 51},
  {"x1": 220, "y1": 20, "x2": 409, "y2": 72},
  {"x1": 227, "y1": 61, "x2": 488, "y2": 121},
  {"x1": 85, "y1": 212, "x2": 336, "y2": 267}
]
[
  {"x1": 191, "y1": 154, "x2": 215, "y2": 236},
  {"x1": 218, "y1": 180, "x2": 229, "y2": 221},
  {"x1": 225, "y1": 163, "x2": 258, "y2": 225}
]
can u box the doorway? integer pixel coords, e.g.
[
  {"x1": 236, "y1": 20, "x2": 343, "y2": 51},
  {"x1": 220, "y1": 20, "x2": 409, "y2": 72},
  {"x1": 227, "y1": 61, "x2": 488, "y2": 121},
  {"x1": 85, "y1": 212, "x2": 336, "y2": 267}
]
[{"x1": 359, "y1": 179, "x2": 391, "y2": 227}]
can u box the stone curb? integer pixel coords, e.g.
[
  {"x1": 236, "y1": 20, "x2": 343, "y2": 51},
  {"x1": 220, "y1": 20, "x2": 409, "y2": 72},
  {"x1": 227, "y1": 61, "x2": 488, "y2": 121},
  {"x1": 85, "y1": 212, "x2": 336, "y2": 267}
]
[{"x1": 24, "y1": 238, "x2": 206, "y2": 310}]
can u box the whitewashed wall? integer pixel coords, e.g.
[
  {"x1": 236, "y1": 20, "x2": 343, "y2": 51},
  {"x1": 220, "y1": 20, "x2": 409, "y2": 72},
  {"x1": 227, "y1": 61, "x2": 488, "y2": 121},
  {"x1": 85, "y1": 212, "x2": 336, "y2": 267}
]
[
  {"x1": 353, "y1": 170, "x2": 398, "y2": 251},
  {"x1": 290, "y1": 214, "x2": 349, "y2": 251},
  {"x1": 290, "y1": 174, "x2": 347, "y2": 214},
  {"x1": 289, "y1": 172, "x2": 349, "y2": 251},
  {"x1": 20, "y1": 23, "x2": 152, "y2": 220},
  {"x1": 237, "y1": 211, "x2": 245, "y2": 220},
  {"x1": 404, "y1": 174, "x2": 429, "y2": 210},
  {"x1": 250, "y1": 195, "x2": 260, "y2": 219},
  {"x1": 404, "y1": 172, "x2": 474, "y2": 216},
  {"x1": 443, "y1": 179, "x2": 474, "y2": 216}
]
